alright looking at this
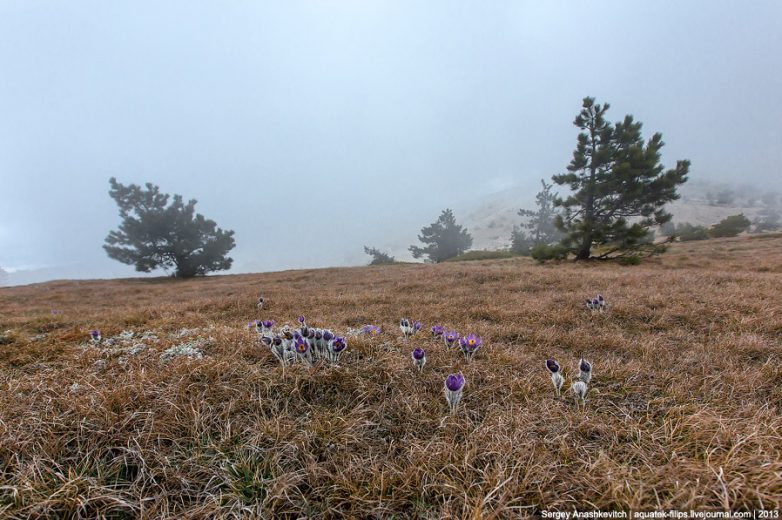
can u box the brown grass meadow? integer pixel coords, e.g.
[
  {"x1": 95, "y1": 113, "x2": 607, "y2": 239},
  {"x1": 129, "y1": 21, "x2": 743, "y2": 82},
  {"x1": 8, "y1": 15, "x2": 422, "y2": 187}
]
[{"x1": 1, "y1": 235, "x2": 781, "y2": 518}]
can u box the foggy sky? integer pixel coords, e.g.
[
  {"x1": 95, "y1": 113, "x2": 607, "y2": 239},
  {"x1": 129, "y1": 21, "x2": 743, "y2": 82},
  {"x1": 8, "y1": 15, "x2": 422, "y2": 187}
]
[{"x1": 1, "y1": 1, "x2": 780, "y2": 283}]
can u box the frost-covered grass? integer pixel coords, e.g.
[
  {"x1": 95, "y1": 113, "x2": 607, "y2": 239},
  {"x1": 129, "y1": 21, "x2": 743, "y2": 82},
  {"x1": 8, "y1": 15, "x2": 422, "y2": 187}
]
[{"x1": 0, "y1": 235, "x2": 780, "y2": 517}]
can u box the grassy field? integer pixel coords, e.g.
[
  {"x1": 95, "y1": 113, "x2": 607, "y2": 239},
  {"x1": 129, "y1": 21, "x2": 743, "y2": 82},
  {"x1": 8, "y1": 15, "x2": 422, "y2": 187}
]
[{"x1": 1, "y1": 235, "x2": 781, "y2": 518}]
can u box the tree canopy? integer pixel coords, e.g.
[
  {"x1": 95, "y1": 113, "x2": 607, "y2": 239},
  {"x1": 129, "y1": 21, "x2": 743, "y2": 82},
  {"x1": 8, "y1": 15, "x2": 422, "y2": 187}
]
[
  {"x1": 104, "y1": 178, "x2": 235, "y2": 278},
  {"x1": 710, "y1": 214, "x2": 751, "y2": 238},
  {"x1": 553, "y1": 97, "x2": 689, "y2": 259},
  {"x1": 409, "y1": 209, "x2": 473, "y2": 263}
]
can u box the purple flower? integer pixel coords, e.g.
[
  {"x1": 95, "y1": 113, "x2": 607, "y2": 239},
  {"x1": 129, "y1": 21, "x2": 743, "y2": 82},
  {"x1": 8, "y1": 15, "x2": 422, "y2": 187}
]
[
  {"x1": 411, "y1": 347, "x2": 426, "y2": 372},
  {"x1": 331, "y1": 337, "x2": 347, "y2": 353},
  {"x1": 400, "y1": 318, "x2": 410, "y2": 335},
  {"x1": 431, "y1": 325, "x2": 444, "y2": 337},
  {"x1": 294, "y1": 336, "x2": 309, "y2": 355},
  {"x1": 297, "y1": 315, "x2": 306, "y2": 325},
  {"x1": 328, "y1": 336, "x2": 347, "y2": 364},
  {"x1": 578, "y1": 358, "x2": 592, "y2": 383},
  {"x1": 445, "y1": 372, "x2": 465, "y2": 392},
  {"x1": 444, "y1": 372, "x2": 465, "y2": 414},
  {"x1": 361, "y1": 324, "x2": 381, "y2": 336},
  {"x1": 459, "y1": 334, "x2": 482, "y2": 361},
  {"x1": 256, "y1": 297, "x2": 265, "y2": 308},
  {"x1": 459, "y1": 333, "x2": 482, "y2": 351},
  {"x1": 89, "y1": 329, "x2": 101, "y2": 343},
  {"x1": 323, "y1": 330, "x2": 334, "y2": 342},
  {"x1": 547, "y1": 358, "x2": 564, "y2": 397},
  {"x1": 443, "y1": 331, "x2": 459, "y2": 347},
  {"x1": 400, "y1": 318, "x2": 420, "y2": 337}
]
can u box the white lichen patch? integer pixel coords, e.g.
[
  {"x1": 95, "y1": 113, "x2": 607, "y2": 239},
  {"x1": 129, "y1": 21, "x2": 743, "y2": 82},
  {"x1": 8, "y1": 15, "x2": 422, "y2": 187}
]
[
  {"x1": 127, "y1": 343, "x2": 147, "y2": 355},
  {"x1": 169, "y1": 328, "x2": 200, "y2": 339},
  {"x1": 117, "y1": 330, "x2": 135, "y2": 341},
  {"x1": 0, "y1": 330, "x2": 18, "y2": 345},
  {"x1": 159, "y1": 340, "x2": 208, "y2": 364},
  {"x1": 140, "y1": 330, "x2": 159, "y2": 342}
]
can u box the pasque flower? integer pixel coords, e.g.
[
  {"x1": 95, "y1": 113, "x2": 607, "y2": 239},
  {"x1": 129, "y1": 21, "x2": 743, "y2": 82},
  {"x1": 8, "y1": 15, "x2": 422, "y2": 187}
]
[
  {"x1": 361, "y1": 325, "x2": 381, "y2": 336},
  {"x1": 458, "y1": 333, "x2": 482, "y2": 361},
  {"x1": 443, "y1": 331, "x2": 459, "y2": 348},
  {"x1": 400, "y1": 318, "x2": 422, "y2": 338},
  {"x1": 578, "y1": 358, "x2": 592, "y2": 384},
  {"x1": 329, "y1": 336, "x2": 347, "y2": 364},
  {"x1": 545, "y1": 358, "x2": 564, "y2": 398},
  {"x1": 411, "y1": 347, "x2": 426, "y2": 372},
  {"x1": 444, "y1": 372, "x2": 465, "y2": 415}
]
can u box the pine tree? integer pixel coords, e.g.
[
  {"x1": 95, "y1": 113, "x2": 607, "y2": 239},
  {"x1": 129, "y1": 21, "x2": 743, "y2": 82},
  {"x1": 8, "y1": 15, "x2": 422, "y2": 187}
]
[
  {"x1": 553, "y1": 97, "x2": 689, "y2": 259},
  {"x1": 104, "y1": 178, "x2": 235, "y2": 278},
  {"x1": 710, "y1": 214, "x2": 751, "y2": 238},
  {"x1": 363, "y1": 246, "x2": 396, "y2": 265},
  {"x1": 511, "y1": 179, "x2": 561, "y2": 254},
  {"x1": 409, "y1": 209, "x2": 473, "y2": 263}
]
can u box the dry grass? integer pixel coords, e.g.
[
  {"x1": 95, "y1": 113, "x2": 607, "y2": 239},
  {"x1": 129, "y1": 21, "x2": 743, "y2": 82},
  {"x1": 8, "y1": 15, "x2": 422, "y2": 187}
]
[{"x1": 1, "y1": 236, "x2": 781, "y2": 518}]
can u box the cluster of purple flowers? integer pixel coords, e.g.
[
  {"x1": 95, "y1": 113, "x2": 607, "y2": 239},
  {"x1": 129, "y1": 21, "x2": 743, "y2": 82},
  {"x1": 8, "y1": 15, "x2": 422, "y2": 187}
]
[
  {"x1": 430, "y1": 326, "x2": 482, "y2": 361},
  {"x1": 399, "y1": 318, "x2": 422, "y2": 338},
  {"x1": 585, "y1": 294, "x2": 606, "y2": 312},
  {"x1": 545, "y1": 357, "x2": 593, "y2": 406},
  {"x1": 249, "y1": 319, "x2": 276, "y2": 336},
  {"x1": 256, "y1": 315, "x2": 348, "y2": 366}
]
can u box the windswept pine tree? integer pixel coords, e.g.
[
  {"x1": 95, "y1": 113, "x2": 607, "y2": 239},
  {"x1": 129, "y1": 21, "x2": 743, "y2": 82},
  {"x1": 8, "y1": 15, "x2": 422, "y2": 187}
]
[
  {"x1": 409, "y1": 209, "x2": 472, "y2": 263},
  {"x1": 104, "y1": 178, "x2": 235, "y2": 278},
  {"x1": 363, "y1": 246, "x2": 396, "y2": 265},
  {"x1": 553, "y1": 97, "x2": 690, "y2": 259}
]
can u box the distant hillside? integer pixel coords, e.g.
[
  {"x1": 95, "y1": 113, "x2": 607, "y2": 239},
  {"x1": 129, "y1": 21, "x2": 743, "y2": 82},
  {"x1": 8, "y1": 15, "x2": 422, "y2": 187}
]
[{"x1": 459, "y1": 178, "x2": 780, "y2": 251}]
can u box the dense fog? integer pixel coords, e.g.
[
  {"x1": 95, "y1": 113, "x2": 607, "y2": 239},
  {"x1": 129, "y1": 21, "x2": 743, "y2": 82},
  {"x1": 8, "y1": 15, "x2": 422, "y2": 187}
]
[{"x1": 1, "y1": 1, "x2": 780, "y2": 285}]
